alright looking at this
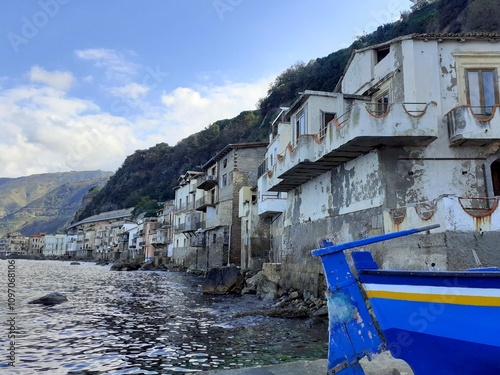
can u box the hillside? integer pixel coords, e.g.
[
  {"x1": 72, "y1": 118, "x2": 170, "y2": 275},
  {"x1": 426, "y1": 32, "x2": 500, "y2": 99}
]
[
  {"x1": 0, "y1": 171, "x2": 112, "y2": 236},
  {"x1": 78, "y1": 0, "x2": 499, "y2": 220}
]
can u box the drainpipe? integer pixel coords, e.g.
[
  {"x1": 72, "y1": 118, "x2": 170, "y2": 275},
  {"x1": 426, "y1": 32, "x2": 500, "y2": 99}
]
[{"x1": 227, "y1": 225, "x2": 232, "y2": 266}]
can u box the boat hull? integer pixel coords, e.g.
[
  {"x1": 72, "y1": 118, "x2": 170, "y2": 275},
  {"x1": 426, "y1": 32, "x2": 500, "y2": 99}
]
[{"x1": 358, "y1": 266, "x2": 500, "y2": 375}]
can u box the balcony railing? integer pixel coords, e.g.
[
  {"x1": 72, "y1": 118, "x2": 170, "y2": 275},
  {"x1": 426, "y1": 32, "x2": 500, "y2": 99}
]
[
  {"x1": 195, "y1": 194, "x2": 217, "y2": 212},
  {"x1": 173, "y1": 223, "x2": 186, "y2": 232},
  {"x1": 267, "y1": 101, "x2": 438, "y2": 192},
  {"x1": 197, "y1": 174, "x2": 218, "y2": 190},
  {"x1": 257, "y1": 159, "x2": 267, "y2": 178},
  {"x1": 447, "y1": 105, "x2": 500, "y2": 146},
  {"x1": 189, "y1": 235, "x2": 206, "y2": 247}
]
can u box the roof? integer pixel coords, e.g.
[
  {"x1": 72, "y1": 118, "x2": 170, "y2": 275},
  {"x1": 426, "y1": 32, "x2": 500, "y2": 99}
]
[
  {"x1": 201, "y1": 142, "x2": 269, "y2": 169},
  {"x1": 66, "y1": 208, "x2": 134, "y2": 230},
  {"x1": 334, "y1": 32, "x2": 500, "y2": 93}
]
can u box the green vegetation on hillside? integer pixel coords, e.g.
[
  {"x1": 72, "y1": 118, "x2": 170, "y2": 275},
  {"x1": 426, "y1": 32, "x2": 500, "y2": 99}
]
[
  {"x1": 77, "y1": 111, "x2": 265, "y2": 219},
  {"x1": 0, "y1": 171, "x2": 112, "y2": 236},
  {"x1": 78, "y1": 0, "x2": 498, "y2": 221}
]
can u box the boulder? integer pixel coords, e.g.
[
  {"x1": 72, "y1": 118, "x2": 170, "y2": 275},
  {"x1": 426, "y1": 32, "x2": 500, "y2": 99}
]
[
  {"x1": 139, "y1": 261, "x2": 155, "y2": 271},
  {"x1": 244, "y1": 271, "x2": 279, "y2": 300},
  {"x1": 110, "y1": 258, "x2": 142, "y2": 271},
  {"x1": 202, "y1": 265, "x2": 245, "y2": 294},
  {"x1": 70, "y1": 261, "x2": 80, "y2": 265},
  {"x1": 29, "y1": 292, "x2": 68, "y2": 306}
]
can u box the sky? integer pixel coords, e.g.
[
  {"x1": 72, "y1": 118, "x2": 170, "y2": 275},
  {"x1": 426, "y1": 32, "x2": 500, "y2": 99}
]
[{"x1": 0, "y1": 0, "x2": 413, "y2": 178}]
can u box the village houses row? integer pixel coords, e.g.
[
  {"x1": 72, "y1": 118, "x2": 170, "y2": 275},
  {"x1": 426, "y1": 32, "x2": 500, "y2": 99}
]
[{"x1": 3, "y1": 33, "x2": 500, "y2": 295}]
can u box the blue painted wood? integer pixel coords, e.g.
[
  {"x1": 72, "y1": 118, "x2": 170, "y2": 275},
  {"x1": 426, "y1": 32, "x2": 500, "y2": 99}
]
[
  {"x1": 313, "y1": 225, "x2": 500, "y2": 374},
  {"x1": 313, "y1": 244, "x2": 385, "y2": 374}
]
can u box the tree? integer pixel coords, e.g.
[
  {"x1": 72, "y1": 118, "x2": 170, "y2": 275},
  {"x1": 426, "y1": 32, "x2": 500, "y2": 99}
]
[{"x1": 465, "y1": 0, "x2": 500, "y2": 32}]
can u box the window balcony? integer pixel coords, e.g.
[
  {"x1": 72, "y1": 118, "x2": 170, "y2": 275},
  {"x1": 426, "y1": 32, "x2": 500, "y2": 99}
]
[
  {"x1": 189, "y1": 234, "x2": 206, "y2": 247},
  {"x1": 268, "y1": 101, "x2": 438, "y2": 192},
  {"x1": 197, "y1": 174, "x2": 218, "y2": 190},
  {"x1": 258, "y1": 190, "x2": 287, "y2": 217},
  {"x1": 173, "y1": 223, "x2": 186, "y2": 232},
  {"x1": 195, "y1": 194, "x2": 217, "y2": 212},
  {"x1": 447, "y1": 105, "x2": 500, "y2": 146}
]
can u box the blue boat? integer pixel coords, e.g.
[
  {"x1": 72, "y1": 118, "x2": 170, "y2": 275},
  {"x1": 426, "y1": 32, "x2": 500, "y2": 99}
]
[{"x1": 311, "y1": 225, "x2": 500, "y2": 375}]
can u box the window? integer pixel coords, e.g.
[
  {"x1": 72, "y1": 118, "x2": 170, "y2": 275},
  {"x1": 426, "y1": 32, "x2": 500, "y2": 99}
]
[
  {"x1": 466, "y1": 68, "x2": 498, "y2": 116},
  {"x1": 223, "y1": 158, "x2": 227, "y2": 168},
  {"x1": 221, "y1": 173, "x2": 227, "y2": 187},
  {"x1": 375, "y1": 47, "x2": 389, "y2": 64},
  {"x1": 295, "y1": 106, "x2": 307, "y2": 139},
  {"x1": 374, "y1": 90, "x2": 389, "y2": 115},
  {"x1": 320, "y1": 112, "x2": 336, "y2": 138},
  {"x1": 212, "y1": 233, "x2": 217, "y2": 244}
]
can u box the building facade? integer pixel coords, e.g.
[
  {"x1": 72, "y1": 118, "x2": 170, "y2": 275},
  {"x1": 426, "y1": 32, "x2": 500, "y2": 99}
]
[
  {"x1": 184, "y1": 143, "x2": 268, "y2": 271},
  {"x1": 262, "y1": 33, "x2": 500, "y2": 295}
]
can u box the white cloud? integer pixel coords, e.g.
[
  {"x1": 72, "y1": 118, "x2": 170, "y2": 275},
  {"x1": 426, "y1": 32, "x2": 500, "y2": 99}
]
[
  {"x1": 0, "y1": 82, "x2": 138, "y2": 177},
  {"x1": 0, "y1": 65, "x2": 274, "y2": 178},
  {"x1": 28, "y1": 66, "x2": 75, "y2": 91},
  {"x1": 74, "y1": 48, "x2": 139, "y2": 82},
  {"x1": 159, "y1": 77, "x2": 273, "y2": 141},
  {"x1": 108, "y1": 83, "x2": 150, "y2": 99}
]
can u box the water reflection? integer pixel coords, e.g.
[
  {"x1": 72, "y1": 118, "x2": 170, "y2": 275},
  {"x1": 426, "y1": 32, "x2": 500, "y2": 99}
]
[{"x1": 0, "y1": 260, "x2": 327, "y2": 374}]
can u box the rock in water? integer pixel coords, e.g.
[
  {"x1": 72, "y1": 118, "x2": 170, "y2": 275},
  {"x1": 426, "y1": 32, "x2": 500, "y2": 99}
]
[
  {"x1": 29, "y1": 292, "x2": 68, "y2": 306},
  {"x1": 70, "y1": 261, "x2": 80, "y2": 265},
  {"x1": 202, "y1": 265, "x2": 245, "y2": 294}
]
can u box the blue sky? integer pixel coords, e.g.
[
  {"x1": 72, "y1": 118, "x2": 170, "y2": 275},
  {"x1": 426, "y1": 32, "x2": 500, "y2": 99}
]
[{"x1": 0, "y1": 0, "x2": 412, "y2": 178}]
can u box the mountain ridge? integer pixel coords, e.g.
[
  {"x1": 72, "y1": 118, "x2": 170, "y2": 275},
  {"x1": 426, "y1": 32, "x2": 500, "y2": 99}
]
[{"x1": 0, "y1": 170, "x2": 113, "y2": 236}]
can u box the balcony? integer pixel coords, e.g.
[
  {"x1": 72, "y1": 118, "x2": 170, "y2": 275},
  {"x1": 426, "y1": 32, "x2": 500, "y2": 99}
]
[
  {"x1": 197, "y1": 174, "x2": 218, "y2": 190},
  {"x1": 268, "y1": 101, "x2": 438, "y2": 192},
  {"x1": 258, "y1": 192, "x2": 287, "y2": 217},
  {"x1": 151, "y1": 232, "x2": 170, "y2": 245},
  {"x1": 173, "y1": 223, "x2": 185, "y2": 232},
  {"x1": 195, "y1": 194, "x2": 217, "y2": 212},
  {"x1": 447, "y1": 105, "x2": 500, "y2": 146},
  {"x1": 189, "y1": 234, "x2": 206, "y2": 247}
]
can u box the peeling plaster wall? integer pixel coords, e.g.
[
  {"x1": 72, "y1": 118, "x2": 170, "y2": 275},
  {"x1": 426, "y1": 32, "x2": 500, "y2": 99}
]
[
  {"x1": 330, "y1": 151, "x2": 384, "y2": 215},
  {"x1": 239, "y1": 201, "x2": 271, "y2": 271},
  {"x1": 280, "y1": 151, "x2": 386, "y2": 294},
  {"x1": 286, "y1": 172, "x2": 333, "y2": 226},
  {"x1": 275, "y1": 38, "x2": 500, "y2": 293}
]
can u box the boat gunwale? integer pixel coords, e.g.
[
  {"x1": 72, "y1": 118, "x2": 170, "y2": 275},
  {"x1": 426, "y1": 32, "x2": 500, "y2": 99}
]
[{"x1": 359, "y1": 269, "x2": 500, "y2": 278}]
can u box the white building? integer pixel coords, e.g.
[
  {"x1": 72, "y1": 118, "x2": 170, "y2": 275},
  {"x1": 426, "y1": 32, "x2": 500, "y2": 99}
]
[
  {"x1": 262, "y1": 33, "x2": 500, "y2": 294},
  {"x1": 44, "y1": 234, "x2": 67, "y2": 257}
]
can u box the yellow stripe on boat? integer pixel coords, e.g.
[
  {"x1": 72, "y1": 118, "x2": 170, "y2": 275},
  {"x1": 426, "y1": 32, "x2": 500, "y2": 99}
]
[
  {"x1": 363, "y1": 284, "x2": 500, "y2": 306},
  {"x1": 365, "y1": 290, "x2": 500, "y2": 307}
]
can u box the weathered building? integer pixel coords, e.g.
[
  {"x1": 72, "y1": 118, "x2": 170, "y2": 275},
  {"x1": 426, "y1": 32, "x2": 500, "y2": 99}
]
[
  {"x1": 0, "y1": 232, "x2": 29, "y2": 255},
  {"x1": 151, "y1": 200, "x2": 175, "y2": 266},
  {"x1": 28, "y1": 233, "x2": 46, "y2": 256},
  {"x1": 171, "y1": 171, "x2": 206, "y2": 268},
  {"x1": 195, "y1": 143, "x2": 268, "y2": 270},
  {"x1": 263, "y1": 33, "x2": 500, "y2": 295},
  {"x1": 66, "y1": 208, "x2": 134, "y2": 259}
]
